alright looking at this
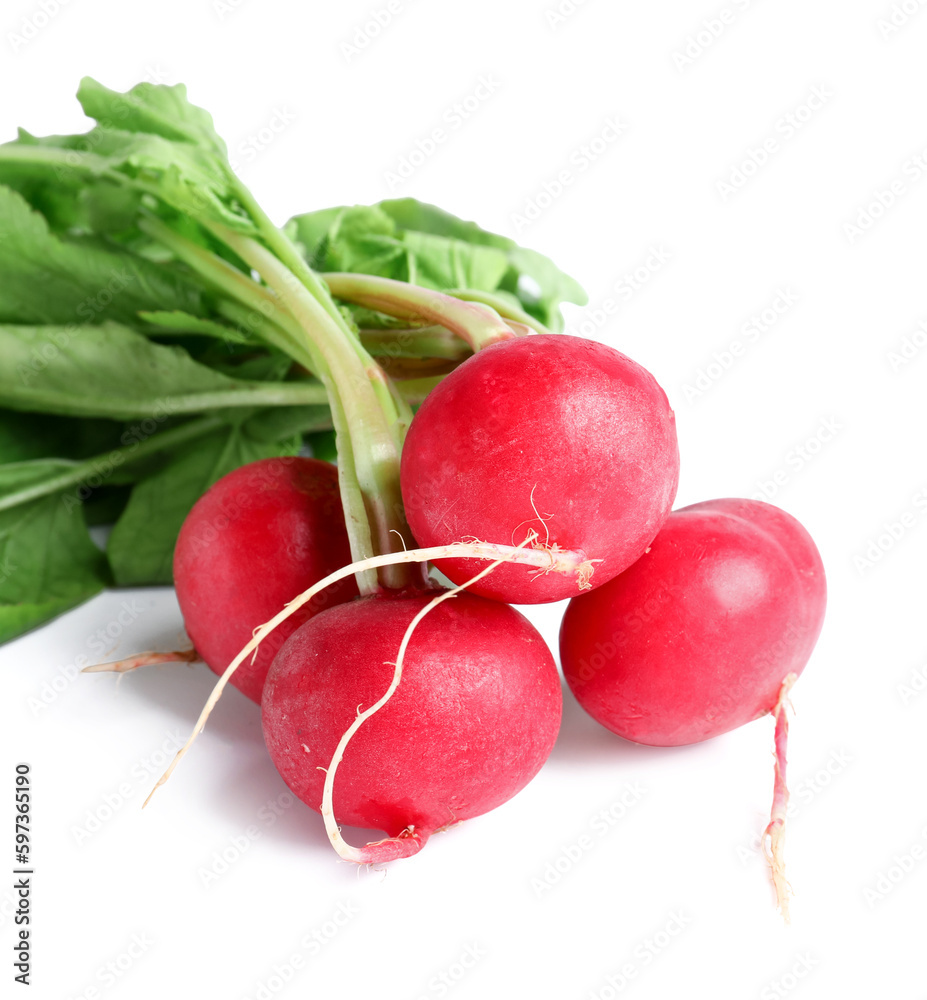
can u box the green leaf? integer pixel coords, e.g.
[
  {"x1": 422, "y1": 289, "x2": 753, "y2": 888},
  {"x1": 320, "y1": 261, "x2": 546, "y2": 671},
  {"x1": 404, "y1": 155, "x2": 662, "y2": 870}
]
[
  {"x1": 0, "y1": 322, "x2": 326, "y2": 420},
  {"x1": 205, "y1": 353, "x2": 292, "y2": 382},
  {"x1": 2, "y1": 83, "x2": 253, "y2": 235},
  {"x1": 0, "y1": 461, "x2": 109, "y2": 642},
  {"x1": 44, "y1": 125, "x2": 253, "y2": 233},
  {"x1": 116, "y1": 131, "x2": 253, "y2": 233},
  {"x1": 502, "y1": 247, "x2": 588, "y2": 332},
  {"x1": 0, "y1": 184, "x2": 206, "y2": 325},
  {"x1": 242, "y1": 404, "x2": 332, "y2": 443},
  {"x1": 140, "y1": 310, "x2": 253, "y2": 344},
  {"x1": 0, "y1": 134, "x2": 145, "y2": 233},
  {"x1": 0, "y1": 411, "x2": 124, "y2": 464},
  {"x1": 0, "y1": 412, "x2": 71, "y2": 463},
  {"x1": 399, "y1": 230, "x2": 509, "y2": 290},
  {"x1": 306, "y1": 429, "x2": 337, "y2": 463},
  {"x1": 378, "y1": 199, "x2": 587, "y2": 329},
  {"x1": 82, "y1": 486, "x2": 131, "y2": 528},
  {"x1": 285, "y1": 205, "x2": 347, "y2": 267},
  {"x1": 292, "y1": 205, "x2": 508, "y2": 295},
  {"x1": 309, "y1": 206, "x2": 402, "y2": 275},
  {"x1": 378, "y1": 198, "x2": 514, "y2": 249},
  {"x1": 287, "y1": 197, "x2": 586, "y2": 331},
  {"x1": 106, "y1": 420, "x2": 301, "y2": 586},
  {"x1": 76, "y1": 78, "x2": 228, "y2": 157},
  {"x1": 83, "y1": 181, "x2": 144, "y2": 233}
]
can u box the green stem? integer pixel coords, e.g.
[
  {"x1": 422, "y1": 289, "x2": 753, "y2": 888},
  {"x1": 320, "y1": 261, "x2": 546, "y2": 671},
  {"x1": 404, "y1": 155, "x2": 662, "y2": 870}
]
[
  {"x1": 214, "y1": 299, "x2": 298, "y2": 353},
  {"x1": 215, "y1": 227, "x2": 415, "y2": 590},
  {"x1": 140, "y1": 216, "x2": 382, "y2": 593},
  {"x1": 0, "y1": 415, "x2": 225, "y2": 514},
  {"x1": 360, "y1": 326, "x2": 472, "y2": 361},
  {"x1": 445, "y1": 288, "x2": 552, "y2": 336},
  {"x1": 395, "y1": 377, "x2": 444, "y2": 405},
  {"x1": 230, "y1": 178, "x2": 351, "y2": 331},
  {"x1": 0, "y1": 143, "x2": 113, "y2": 178},
  {"x1": 138, "y1": 215, "x2": 316, "y2": 374},
  {"x1": 229, "y1": 200, "x2": 416, "y2": 435},
  {"x1": 235, "y1": 193, "x2": 419, "y2": 455},
  {"x1": 323, "y1": 273, "x2": 518, "y2": 352}
]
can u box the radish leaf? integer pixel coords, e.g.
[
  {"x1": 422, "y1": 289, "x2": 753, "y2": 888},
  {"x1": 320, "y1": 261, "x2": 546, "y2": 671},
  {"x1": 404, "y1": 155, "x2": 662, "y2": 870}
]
[
  {"x1": 107, "y1": 419, "x2": 301, "y2": 586},
  {"x1": 0, "y1": 185, "x2": 207, "y2": 325},
  {"x1": 0, "y1": 322, "x2": 326, "y2": 420},
  {"x1": 0, "y1": 461, "x2": 109, "y2": 642}
]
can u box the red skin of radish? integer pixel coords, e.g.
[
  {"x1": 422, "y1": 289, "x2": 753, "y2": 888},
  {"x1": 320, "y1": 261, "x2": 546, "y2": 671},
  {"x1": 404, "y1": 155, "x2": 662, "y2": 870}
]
[
  {"x1": 399, "y1": 334, "x2": 680, "y2": 603},
  {"x1": 262, "y1": 592, "x2": 562, "y2": 857},
  {"x1": 173, "y1": 457, "x2": 358, "y2": 704},
  {"x1": 559, "y1": 499, "x2": 826, "y2": 746}
]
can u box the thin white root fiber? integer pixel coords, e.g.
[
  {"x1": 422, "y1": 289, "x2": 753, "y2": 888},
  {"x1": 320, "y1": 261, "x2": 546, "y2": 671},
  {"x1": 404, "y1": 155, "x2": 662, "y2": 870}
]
[
  {"x1": 143, "y1": 536, "x2": 594, "y2": 809},
  {"x1": 82, "y1": 649, "x2": 199, "y2": 674},
  {"x1": 320, "y1": 546, "x2": 523, "y2": 863}
]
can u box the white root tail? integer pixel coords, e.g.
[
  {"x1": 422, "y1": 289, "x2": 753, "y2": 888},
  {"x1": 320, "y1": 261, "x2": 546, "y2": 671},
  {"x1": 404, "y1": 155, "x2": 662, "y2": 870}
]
[
  {"x1": 764, "y1": 673, "x2": 798, "y2": 923},
  {"x1": 142, "y1": 535, "x2": 596, "y2": 809},
  {"x1": 82, "y1": 649, "x2": 199, "y2": 674},
  {"x1": 320, "y1": 546, "x2": 529, "y2": 864}
]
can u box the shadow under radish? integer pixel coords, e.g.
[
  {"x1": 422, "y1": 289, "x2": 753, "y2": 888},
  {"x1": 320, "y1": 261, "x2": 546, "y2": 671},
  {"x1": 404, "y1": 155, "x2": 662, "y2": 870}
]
[{"x1": 548, "y1": 675, "x2": 703, "y2": 770}]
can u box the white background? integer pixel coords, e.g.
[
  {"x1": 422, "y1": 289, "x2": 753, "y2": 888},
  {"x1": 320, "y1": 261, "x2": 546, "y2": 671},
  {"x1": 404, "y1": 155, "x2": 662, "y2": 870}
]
[{"x1": 2, "y1": 1, "x2": 926, "y2": 997}]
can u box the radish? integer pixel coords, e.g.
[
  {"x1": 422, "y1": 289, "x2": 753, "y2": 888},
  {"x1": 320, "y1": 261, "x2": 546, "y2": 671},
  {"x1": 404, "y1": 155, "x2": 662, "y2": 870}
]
[
  {"x1": 173, "y1": 457, "x2": 358, "y2": 703},
  {"x1": 559, "y1": 497, "x2": 826, "y2": 917},
  {"x1": 399, "y1": 334, "x2": 680, "y2": 603},
  {"x1": 144, "y1": 536, "x2": 591, "y2": 812},
  {"x1": 261, "y1": 591, "x2": 562, "y2": 862}
]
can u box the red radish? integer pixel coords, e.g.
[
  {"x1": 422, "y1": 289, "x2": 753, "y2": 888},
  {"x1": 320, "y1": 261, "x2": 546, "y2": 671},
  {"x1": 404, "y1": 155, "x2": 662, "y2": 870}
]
[
  {"x1": 559, "y1": 498, "x2": 825, "y2": 746},
  {"x1": 262, "y1": 591, "x2": 562, "y2": 862},
  {"x1": 399, "y1": 334, "x2": 680, "y2": 604},
  {"x1": 559, "y1": 498, "x2": 826, "y2": 918},
  {"x1": 173, "y1": 457, "x2": 358, "y2": 704}
]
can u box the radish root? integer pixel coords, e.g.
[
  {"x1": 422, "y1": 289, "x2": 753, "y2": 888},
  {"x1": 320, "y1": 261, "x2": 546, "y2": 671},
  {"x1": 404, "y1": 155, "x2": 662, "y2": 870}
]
[
  {"x1": 320, "y1": 548, "x2": 521, "y2": 864},
  {"x1": 764, "y1": 672, "x2": 797, "y2": 923},
  {"x1": 82, "y1": 649, "x2": 199, "y2": 674},
  {"x1": 511, "y1": 484, "x2": 553, "y2": 548},
  {"x1": 142, "y1": 536, "x2": 594, "y2": 808}
]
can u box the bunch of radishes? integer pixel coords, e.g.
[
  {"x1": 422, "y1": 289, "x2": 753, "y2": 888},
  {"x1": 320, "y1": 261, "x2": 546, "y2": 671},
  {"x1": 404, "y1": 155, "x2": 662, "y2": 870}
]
[
  {"x1": 0, "y1": 77, "x2": 824, "y2": 916},
  {"x1": 170, "y1": 311, "x2": 825, "y2": 911}
]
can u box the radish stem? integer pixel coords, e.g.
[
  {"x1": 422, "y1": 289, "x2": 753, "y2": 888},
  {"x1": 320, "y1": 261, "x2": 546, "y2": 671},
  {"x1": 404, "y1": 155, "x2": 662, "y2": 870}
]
[
  {"x1": 208, "y1": 224, "x2": 416, "y2": 592},
  {"x1": 359, "y1": 326, "x2": 472, "y2": 361},
  {"x1": 323, "y1": 273, "x2": 519, "y2": 352},
  {"x1": 444, "y1": 288, "x2": 552, "y2": 336}
]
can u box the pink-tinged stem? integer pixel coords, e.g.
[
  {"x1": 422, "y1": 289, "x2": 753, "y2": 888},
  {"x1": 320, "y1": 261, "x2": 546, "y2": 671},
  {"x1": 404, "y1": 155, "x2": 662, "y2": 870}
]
[
  {"x1": 764, "y1": 673, "x2": 798, "y2": 923},
  {"x1": 82, "y1": 649, "x2": 200, "y2": 674},
  {"x1": 323, "y1": 273, "x2": 519, "y2": 352}
]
